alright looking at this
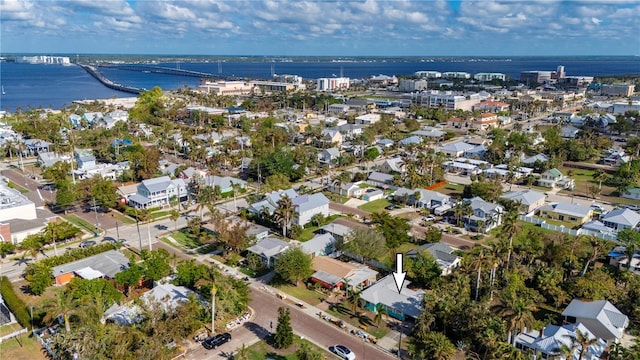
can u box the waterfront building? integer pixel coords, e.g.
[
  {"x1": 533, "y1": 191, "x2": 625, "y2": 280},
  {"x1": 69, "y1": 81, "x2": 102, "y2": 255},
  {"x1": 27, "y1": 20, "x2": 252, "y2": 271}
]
[
  {"x1": 601, "y1": 84, "x2": 635, "y2": 97},
  {"x1": 473, "y1": 73, "x2": 506, "y2": 82},
  {"x1": 398, "y1": 79, "x2": 428, "y2": 92},
  {"x1": 15, "y1": 55, "x2": 70, "y2": 65},
  {"x1": 414, "y1": 71, "x2": 442, "y2": 79}
]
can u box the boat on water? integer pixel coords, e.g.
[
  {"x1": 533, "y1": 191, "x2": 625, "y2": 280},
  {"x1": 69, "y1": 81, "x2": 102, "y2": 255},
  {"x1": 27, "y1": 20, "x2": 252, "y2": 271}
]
[{"x1": 1, "y1": 86, "x2": 5, "y2": 95}]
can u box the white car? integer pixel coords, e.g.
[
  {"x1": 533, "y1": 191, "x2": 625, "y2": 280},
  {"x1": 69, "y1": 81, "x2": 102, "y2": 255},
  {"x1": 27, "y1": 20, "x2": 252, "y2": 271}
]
[
  {"x1": 422, "y1": 216, "x2": 436, "y2": 222},
  {"x1": 332, "y1": 345, "x2": 356, "y2": 360}
]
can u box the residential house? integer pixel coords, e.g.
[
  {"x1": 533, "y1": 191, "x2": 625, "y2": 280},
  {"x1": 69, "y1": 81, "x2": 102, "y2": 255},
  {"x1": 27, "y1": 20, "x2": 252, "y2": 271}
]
[
  {"x1": 561, "y1": 299, "x2": 629, "y2": 342},
  {"x1": 411, "y1": 127, "x2": 445, "y2": 141},
  {"x1": 329, "y1": 181, "x2": 366, "y2": 199},
  {"x1": 393, "y1": 187, "x2": 451, "y2": 213},
  {"x1": 361, "y1": 275, "x2": 425, "y2": 321},
  {"x1": 344, "y1": 98, "x2": 372, "y2": 112},
  {"x1": 378, "y1": 158, "x2": 406, "y2": 175},
  {"x1": 406, "y1": 242, "x2": 461, "y2": 275},
  {"x1": 600, "y1": 208, "x2": 640, "y2": 232},
  {"x1": 22, "y1": 139, "x2": 51, "y2": 155},
  {"x1": 126, "y1": 176, "x2": 188, "y2": 209},
  {"x1": 376, "y1": 139, "x2": 394, "y2": 149},
  {"x1": 362, "y1": 189, "x2": 384, "y2": 202},
  {"x1": 103, "y1": 283, "x2": 197, "y2": 326},
  {"x1": 310, "y1": 256, "x2": 377, "y2": 291},
  {"x1": 74, "y1": 148, "x2": 96, "y2": 170},
  {"x1": 539, "y1": 202, "x2": 593, "y2": 226},
  {"x1": 463, "y1": 144, "x2": 487, "y2": 160},
  {"x1": 101, "y1": 110, "x2": 128, "y2": 129},
  {"x1": 398, "y1": 136, "x2": 422, "y2": 147},
  {"x1": 203, "y1": 175, "x2": 247, "y2": 195},
  {"x1": 318, "y1": 147, "x2": 340, "y2": 165},
  {"x1": 621, "y1": 187, "x2": 640, "y2": 201},
  {"x1": 37, "y1": 152, "x2": 71, "y2": 168},
  {"x1": 321, "y1": 129, "x2": 343, "y2": 146},
  {"x1": 442, "y1": 160, "x2": 481, "y2": 176},
  {"x1": 52, "y1": 250, "x2": 130, "y2": 286},
  {"x1": 438, "y1": 141, "x2": 475, "y2": 158},
  {"x1": 203, "y1": 216, "x2": 270, "y2": 241},
  {"x1": 246, "y1": 237, "x2": 290, "y2": 268},
  {"x1": 500, "y1": 189, "x2": 546, "y2": 214},
  {"x1": 318, "y1": 218, "x2": 370, "y2": 243},
  {"x1": 301, "y1": 233, "x2": 336, "y2": 257},
  {"x1": 521, "y1": 153, "x2": 549, "y2": 166},
  {"x1": 515, "y1": 323, "x2": 606, "y2": 360},
  {"x1": 248, "y1": 189, "x2": 330, "y2": 227},
  {"x1": 356, "y1": 113, "x2": 381, "y2": 125},
  {"x1": 473, "y1": 113, "x2": 498, "y2": 130},
  {"x1": 538, "y1": 168, "x2": 574, "y2": 189},
  {"x1": 474, "y1": 100, "x2": 510, "y2": 112},
  {"x1": 463, "y1": 197, "x2": 504, "y2": 232},
  {"x1": 561, "y1": 125, "x2": 581, "y2": 139},
  {"x1": 367, "y1": 172, "x2": 395, "y2": 189}
]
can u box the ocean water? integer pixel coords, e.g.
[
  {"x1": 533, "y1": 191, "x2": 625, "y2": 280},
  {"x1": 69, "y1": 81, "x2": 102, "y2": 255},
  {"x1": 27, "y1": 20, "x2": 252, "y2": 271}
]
[{"x1": 1, "y1": 56, "x2": 638, "y2": 112}]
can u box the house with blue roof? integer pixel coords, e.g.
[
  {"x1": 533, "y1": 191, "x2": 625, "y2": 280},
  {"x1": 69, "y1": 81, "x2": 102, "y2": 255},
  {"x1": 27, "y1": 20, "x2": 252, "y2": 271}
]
[{"x1": 398, "y1": 136, "x2": 422, "y2": 147}]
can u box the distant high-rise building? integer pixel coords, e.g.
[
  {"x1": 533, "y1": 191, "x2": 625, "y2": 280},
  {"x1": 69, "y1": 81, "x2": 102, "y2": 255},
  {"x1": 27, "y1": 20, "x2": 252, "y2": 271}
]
[{"x1": 556, "y1": 66, "x2": 565, "y2": 79}]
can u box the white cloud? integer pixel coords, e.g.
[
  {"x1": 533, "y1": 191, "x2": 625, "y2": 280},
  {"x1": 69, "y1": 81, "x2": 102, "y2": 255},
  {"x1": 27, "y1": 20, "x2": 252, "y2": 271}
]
[{"x1": 591, "y1": 17, "x2": 603, "y2": 24}]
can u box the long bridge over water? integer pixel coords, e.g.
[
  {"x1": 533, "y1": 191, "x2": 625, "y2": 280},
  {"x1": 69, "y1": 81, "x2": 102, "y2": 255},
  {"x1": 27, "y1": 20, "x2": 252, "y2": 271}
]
[
  {"x1": 78, "y1": 64, "x2": 145, "y2": 94},
  {"x1": 98, "y1": 64, "x2": 221, "y2": 79}
]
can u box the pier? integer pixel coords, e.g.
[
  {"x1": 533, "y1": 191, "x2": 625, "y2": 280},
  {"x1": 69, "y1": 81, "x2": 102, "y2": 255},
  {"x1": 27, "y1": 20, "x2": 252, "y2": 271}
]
[
  {"x1": 78, "y1": 64, "x2": 145, "y2": 94},
  {"x1": 99, "y1": 64, "x2": 220, "y2": 79}
]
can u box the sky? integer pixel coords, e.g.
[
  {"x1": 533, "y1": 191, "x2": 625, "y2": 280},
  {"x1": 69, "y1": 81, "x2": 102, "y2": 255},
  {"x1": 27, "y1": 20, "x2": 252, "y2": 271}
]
[{"x1": 1, "y1": 0, "x2": 639, "y2": 57}]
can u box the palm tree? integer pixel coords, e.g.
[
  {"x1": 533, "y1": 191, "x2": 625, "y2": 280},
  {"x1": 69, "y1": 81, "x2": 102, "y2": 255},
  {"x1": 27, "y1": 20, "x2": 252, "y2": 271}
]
[
  {"x1": 44, "y1": 291, "x2": 77, "y2": 332},
  {"x1": 349, "y1": 290, "x2": 363, "y2": 317},
  {"x1": 466, "y1": 249, "x2": 492, "y2": 301},
  {"x1": 169, "y1": 209, "x2": 180, "y2": 232},
  {"x1": 274, "y1": 194, "x2": 294, "y2": 239},
  {"x1": 501, "y1": 207, "x2": 520, "y2": 271},
  {"x1": 43, "y1": 222, "x2": 60, "y2": 257},
  {"x1": 373, "y1": 303, "x2": 388, "y2": 328},
  {"x1": 494, "y1": 290, "x2": 538, "y2": 345},
  {"x1": 580, "y1": 235, "x2": 604, "y2": 277},
  {"x1": 564, "y1": 329, "x2": 600, "y2": 360},
  {"x1": 423, "y1": 331, "x2": 456, "y2": 360}
]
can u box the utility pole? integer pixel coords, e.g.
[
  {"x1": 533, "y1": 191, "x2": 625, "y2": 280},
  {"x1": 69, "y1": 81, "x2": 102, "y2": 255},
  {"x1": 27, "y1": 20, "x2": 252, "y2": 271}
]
[
  {"x1": 135, "y1": 209, "x2": 142, "y2": 251},
  {"x1": 211, "y1": 285, "x2": 217, "y2": 335},
  {"x1": 93, "y1": 197, "x2": 99, "y2": 233}
]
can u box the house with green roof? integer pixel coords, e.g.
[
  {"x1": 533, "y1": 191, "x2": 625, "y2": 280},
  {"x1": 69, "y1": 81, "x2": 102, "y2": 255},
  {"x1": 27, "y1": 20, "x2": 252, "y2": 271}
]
[{"x1": 621, "y1": 186, "x2": 640, "y2": 201}]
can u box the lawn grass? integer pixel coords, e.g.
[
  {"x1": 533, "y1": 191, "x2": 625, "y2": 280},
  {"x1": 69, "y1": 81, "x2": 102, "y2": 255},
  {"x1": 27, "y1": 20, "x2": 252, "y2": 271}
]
[
  {"x1": 150, "y1": 211, "x2": 171, "y2": 219},
  {"x1": 322, "y1": 191, "x2": 348, "y2": 204},
  {"x1": 325, "y1": 302, "x2": 390, "y2": 339},
  {"x1": 435, "y1": 183, "x2": 465, "y2": 197},
  {"x1": 298, "y1": 226, "x2": 318, "y2": 242},
  {"x1": 170, "y1": 231, "x2": 203, "y2": 249},
  {"x1": 160, "y1": 237, "x2": 182, "y2": 251},
  {"x1": 358, "y1": 199, "x2": 390, "y2": 213},
  {"x1": 245, "y1": 337, "x2": 330, "y2": 360},
  {"x1": 62, "y1": 214, "x2": 97, "y2": 233},
  {"x1": 0, "y1": 333, "x2": 48, "y2": 360},
  {"x1": 112, "y1": 213, "x2": 135, "y2": 225},
  {"x1": 0, "y1": 323, "x2": 23, "y2": 337},
  {"x1": 273, "y1": 284, "x2": 327, "y2": 306}
]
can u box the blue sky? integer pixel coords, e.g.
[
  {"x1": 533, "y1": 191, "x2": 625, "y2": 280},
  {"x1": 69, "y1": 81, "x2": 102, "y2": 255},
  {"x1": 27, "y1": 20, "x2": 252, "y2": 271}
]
[{"x1": 1, "y1": 0, "x2": 639, "y2": 56}]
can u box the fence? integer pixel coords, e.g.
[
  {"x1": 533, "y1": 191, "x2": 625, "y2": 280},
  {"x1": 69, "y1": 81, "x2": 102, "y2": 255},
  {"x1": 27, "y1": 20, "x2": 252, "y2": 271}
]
[
  {"x1": 0, "y1": 328, "x2": 28, "y2": 344},
  {"x1": 519, "y1": 216, "x2": 618, "y2": 242}
]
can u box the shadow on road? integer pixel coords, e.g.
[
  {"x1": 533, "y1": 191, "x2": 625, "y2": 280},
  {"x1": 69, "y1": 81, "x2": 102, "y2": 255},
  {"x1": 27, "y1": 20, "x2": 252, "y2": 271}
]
[{"x1": 243, "y1": 321, "x2": 271, "y2": 341}]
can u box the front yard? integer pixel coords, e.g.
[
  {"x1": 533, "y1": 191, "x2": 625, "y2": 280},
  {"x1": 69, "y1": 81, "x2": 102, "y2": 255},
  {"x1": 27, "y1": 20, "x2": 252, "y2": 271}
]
[
  {"x1": 244, "y1": 337, "x2": 330, "y2": 360},
  {"x1": 272, "y1": 283, "x2": 327, "y2": 306},
  {"x1": 358, "y1": 199, "x2": 390, "y2": 213}
]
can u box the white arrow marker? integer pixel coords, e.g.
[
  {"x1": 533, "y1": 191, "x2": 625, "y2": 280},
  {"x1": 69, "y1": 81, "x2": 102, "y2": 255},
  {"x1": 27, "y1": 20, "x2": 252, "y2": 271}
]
[{"x1": 392, "y1": 253, "x2": 406, "y2": 294}]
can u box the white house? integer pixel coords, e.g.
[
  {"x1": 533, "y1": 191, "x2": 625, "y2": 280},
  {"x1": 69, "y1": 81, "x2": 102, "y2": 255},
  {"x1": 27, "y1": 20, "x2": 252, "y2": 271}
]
[
  {"x1": 126, "y1": 176, "x2": 188, "y2": 209},
  {"x1": 463, "y1": 197, "x2": 504, "y2": 232},
  {"x1": 600, "y1": 208, "x2": 640, "y2": 232},
  {"x1": 355, "y1": 113, "x2": 381, "y2": 125},
  {"x1": 561, "y1": 299, "x2": 629, "y2": 342}
]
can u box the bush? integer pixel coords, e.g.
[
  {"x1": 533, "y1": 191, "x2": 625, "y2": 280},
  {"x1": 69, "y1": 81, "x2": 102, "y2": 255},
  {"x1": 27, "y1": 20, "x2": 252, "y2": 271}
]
[{"x1": 0, "y1": 276, "x2": 31, "y2": 329}]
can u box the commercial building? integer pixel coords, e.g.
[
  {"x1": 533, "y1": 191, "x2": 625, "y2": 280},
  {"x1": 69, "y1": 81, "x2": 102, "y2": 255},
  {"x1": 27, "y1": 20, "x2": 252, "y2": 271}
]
[
  {"x1": 601, "y1": 84, "x2": 635, "y2": 97},
  {"x1": 398, "y1": 79, "x2": 428, "y2": 92},
  {"x1": 473, "y1": 73, "x2": 506, "y2": 82},
  {"x1": 316, "y1": 77, "x2": 350, "y2": 91}
]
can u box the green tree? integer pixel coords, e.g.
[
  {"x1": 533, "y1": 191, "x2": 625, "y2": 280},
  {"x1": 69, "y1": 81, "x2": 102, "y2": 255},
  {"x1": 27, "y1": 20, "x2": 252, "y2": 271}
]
[
  {"x1": 43, "y1": 291, "x2": 77, "y2": 332},
  {"x1": 262, "y1": 173, "x2": 292, "y2": 193},
  {"x1": 42, "y1": 161, "x2": 72, "y2": 184},
  {"x1": 422, "y1": 227, "x2": 442, "y2": 244},
  {"x1": 88, "y1": 175, "x2": 119, "y2": 209},
  {"x1": 274, "y1": 246, "x2": 313, "y2": 286},
  {"x1": 55, "y1": 178, "x2": 77, "y2": 213},
  {"x1": 407, "y1": 250, "x2": 442, "y2": 289},
  {"x1": 0, "y1": 242, "x2": 16, "y2": 258},
  {"x1": 296, "y1": 341, "x2": 324, "y2": 360},
  {"x1": 370, "y1": 211, "x2": 411, "y2": 249},
  {"x1": 409, "y1": 331, "x2": 456, "y2": 360},
  {"x1": 373, "y1": 303, "x2": 388, "y2": 328},
  {"x1": 274, "y1": 307, "x2": 294, "y2": 349},
  {"x1": 341, "y1": 228, "x2": 388, "y2": 263},
  {"x1": 140, "y1": 249, "x2": 172, "y2": 283}
]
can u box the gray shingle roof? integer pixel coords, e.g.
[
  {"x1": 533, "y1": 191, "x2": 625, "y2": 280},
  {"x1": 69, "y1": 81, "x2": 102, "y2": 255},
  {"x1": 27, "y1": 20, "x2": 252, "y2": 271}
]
[
  {"x1": 360, "y1": 275, "x2": 424, "y2": 318},
  {"x1": 602, "y1": 208, "x2": 640, "y2": 227},
  {"x1": 247, "y1": 237, "x2": 289, "y2": 258},
  {"x1": 52, "y1": 250, "x2": 129, "y2": 279}
]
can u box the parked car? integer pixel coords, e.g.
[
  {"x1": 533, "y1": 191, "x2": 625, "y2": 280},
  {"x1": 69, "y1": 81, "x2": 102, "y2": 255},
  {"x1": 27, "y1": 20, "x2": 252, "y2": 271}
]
[
  {"x1": 101, "y1": 237, "x2": 117, "y2": 244},
  {"x1": 331, "y1": 344, "x2": 356, "y2": 360},
  {"x1": 625, "y1": 204, "x2": 640, "y2": 211},
  {"x1": 422, "y1": 216, "x2": 436, "y2": 222},
  {"x1": 202, "y1": 333, "x2": 231, "y2": 350},
  {"x1": 79, "y1": 240, "x2": 96, "y2": 248},
  {"x1": 384, "y1": 204, "x2": 396, "y2": 210},
  {"x1": 590, "y1": 204, "x2": 605, "y2": 212}
]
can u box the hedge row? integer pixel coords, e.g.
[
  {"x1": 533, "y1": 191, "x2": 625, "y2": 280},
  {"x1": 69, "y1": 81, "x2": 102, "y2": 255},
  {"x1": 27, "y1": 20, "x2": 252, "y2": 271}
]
[
  {"x1": 0, "y1": 276, "x2": 31, "y2": 329},
  {"x1": 38, "y1": 242, "x2": 118, "y2": 268}
]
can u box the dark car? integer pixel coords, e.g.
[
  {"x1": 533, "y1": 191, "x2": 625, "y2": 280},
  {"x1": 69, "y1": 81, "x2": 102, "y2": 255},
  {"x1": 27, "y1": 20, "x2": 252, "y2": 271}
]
[
  {"x1": 79, "y1": 240, "x2": 96, "y2": 248},
  {"x1": 202, "y1": 333, "x2": 231, "y2": 350},
  {"x1": 384, "y1": 204, "x2": 396, "y2": 210}
]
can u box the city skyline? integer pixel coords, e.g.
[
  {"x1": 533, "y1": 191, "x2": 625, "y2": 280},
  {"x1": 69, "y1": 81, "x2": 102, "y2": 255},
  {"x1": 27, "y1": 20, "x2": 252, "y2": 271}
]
[{"x1": 1, "y1": 0, "x2": 639, "y2": 57}]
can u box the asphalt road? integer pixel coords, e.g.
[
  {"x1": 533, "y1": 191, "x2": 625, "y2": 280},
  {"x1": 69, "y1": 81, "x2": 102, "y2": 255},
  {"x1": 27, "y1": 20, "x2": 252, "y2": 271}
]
[{"x1": 186, "y1": 280, "x2": 395, "y2": 360}]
